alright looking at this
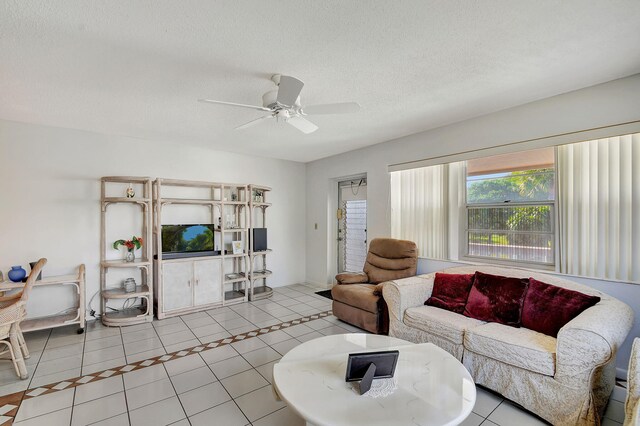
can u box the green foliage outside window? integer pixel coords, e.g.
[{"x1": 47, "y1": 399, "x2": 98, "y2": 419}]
[{"x1": 467, "y1": 168, "x2": 554, "y2": 249}]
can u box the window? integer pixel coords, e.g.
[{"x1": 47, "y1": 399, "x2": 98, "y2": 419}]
[
  {"x1": 390, "y1": 133, "x2": 640, "y2": 282},
  {"x1": 343, "y1": 200, "x2": 367, "y2": 272},
  {"x1": 464, "y1": 148, "x2": 555, "y2": 265}
]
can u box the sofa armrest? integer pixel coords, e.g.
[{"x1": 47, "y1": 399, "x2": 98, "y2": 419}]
[
  {"x1": 335, "y1": 273, "x2": 369, "y2": 284},
  {"x1": 555, "y1": 297, "x2": 634, "y2": 387},
  {"x1": 382, "y1": 274, "x2": 435, "y2": 324},
  {"x1": 626, "y1": 338, "x2": 640, "y2": 426}
]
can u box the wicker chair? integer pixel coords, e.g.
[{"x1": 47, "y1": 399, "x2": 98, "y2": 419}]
[
  {"x1": 0, "y1": 302, "x2": 30, "y2": 379},
  {"x1": 0, "y1": 258, "x2": 47, "y2": 378}
]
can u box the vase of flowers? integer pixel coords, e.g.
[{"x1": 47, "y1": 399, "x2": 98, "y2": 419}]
[{"x1": 113, "y1": 236, "x2": 143, "y2": 262}]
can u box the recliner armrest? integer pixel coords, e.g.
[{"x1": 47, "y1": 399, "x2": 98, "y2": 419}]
[{"x1": 335, "y1": 273, "x2": 369, "y2": 284}]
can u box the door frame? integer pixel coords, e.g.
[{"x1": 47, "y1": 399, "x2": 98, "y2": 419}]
[{"x1": 334, "y1": 174, "x2": 367, "y2": 276}]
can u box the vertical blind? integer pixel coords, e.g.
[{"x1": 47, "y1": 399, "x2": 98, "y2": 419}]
[
  {"x1": 557, "y1": 133, "x2": 640, "y2": 282},
  {"x1": 344, "y1": 200, "x2": 367, "y2": 272},
  {"x1": 390, "y1": 164, "x2": 448, "y2": 258}
]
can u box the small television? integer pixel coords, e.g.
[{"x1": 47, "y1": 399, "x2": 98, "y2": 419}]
[
  {"x1": 162, "y1": 224, "x2": 215, "y2": 257},
  {"x1": 253, "y1": 228, "x2": 267, "y2": 252}
]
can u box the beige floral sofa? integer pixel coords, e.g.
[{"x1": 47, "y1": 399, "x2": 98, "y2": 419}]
[
  {"x1": 626, "y1": 338, "x2": 640, "y2": 426},
  {"x1": 382, "y1": 265, "x2": 634, "y2": 426}
]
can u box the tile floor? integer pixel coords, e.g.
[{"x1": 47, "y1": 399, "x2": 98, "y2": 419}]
[{"x1": 0, "y1": 282, "x2": 629, "y2": 425}]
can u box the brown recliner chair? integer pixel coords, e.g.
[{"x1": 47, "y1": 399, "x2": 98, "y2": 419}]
[{"x1": 331, "y1": 238, "x2": 417, "y2": 334}]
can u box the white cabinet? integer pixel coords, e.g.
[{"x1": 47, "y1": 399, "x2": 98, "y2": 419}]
[
  {"x1": 162, "y1": 261, "x2": 194, "y2": 312},
  {"x1": 194, "y1": 259, "x2": 222, "y2": 306},
  {"x1": 160, "y1": 258, "x2": 222, "y2": 316}
]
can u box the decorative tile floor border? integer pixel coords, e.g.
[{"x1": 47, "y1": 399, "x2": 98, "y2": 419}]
[{"x1": 0, "y1": 310, "x2": 333, "y2": 425}]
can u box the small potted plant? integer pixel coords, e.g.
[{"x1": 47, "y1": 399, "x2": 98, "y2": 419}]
[{"x1": 113, "y1": 236, "x2": 143, "y2": 262}]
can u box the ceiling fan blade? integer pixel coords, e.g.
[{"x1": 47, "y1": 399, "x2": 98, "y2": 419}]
[
  {"x1": 287, "y1": 116, "x2": 318, "y2": 134},
  {"x1": 302, "y1": 102, "x2": 361, "y2": 115},
  {"x1": 235, "y1": 115, "x2": 272, "y2": 130},
  {"x1": 198, "y1": 99, "x2": 271, "y2": 112},
  {"x1": 276, "y1": 76, "x2": 304, "y2": 107}
]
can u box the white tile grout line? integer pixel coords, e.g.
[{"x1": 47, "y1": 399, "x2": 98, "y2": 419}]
[
  {"x1": 160, "y1": 362, "x2": 189, "y2": 423},
  {"x1": 25, "y1": 328, "x2": 51, "y2": 390},
  {"x1": 200, "y1": 344, "x2": 252, "y2": 425},
  {"x1": 116, "y1": 324, "x2": 134, "y2": 426}
]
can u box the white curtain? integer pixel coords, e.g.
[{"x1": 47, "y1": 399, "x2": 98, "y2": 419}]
[
  {"x1": 557, "y1": 133, "x2": 640, "y2": 282},
  {"x1": 390, "y1": 164, "x2": 448, "y2": 258}
]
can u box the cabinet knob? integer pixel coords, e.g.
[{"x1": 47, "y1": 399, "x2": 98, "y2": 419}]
[
  {"x1": 196, "y1": 279, "x2": 200, "y2": 286},
  {"x1": 187, "y1": 280, "x2": 191, "y2": 287}
]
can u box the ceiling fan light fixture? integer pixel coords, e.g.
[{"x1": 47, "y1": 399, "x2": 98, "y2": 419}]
[{"x1": 199, "y1": 74, "x2": 359, "y2": 134}]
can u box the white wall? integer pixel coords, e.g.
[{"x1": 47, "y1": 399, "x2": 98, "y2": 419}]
[
  {"x1": 305, "y1": 73, "x2": 640, "y2": 372},
  {"x1": 0, "y1": 119, "x2": 306, "y2": 319}
]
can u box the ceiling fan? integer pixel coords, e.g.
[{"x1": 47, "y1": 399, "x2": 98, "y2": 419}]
[{"x1": 198, "y1": 74, "x2": 360, "y2": 134}]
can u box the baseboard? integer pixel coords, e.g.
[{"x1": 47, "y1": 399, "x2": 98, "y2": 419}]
[
  {"x1": 304, "y1": 280, "x2": 332, "y2": 289},
  {"x1": 616, "y1": 366, "x2": 628, "y2": 381}
]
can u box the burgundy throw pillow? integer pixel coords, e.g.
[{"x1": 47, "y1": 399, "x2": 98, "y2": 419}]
[
  {"x1": 521, "y1": 277, "x2": 601, "y2": 337},
  {"x1": 425, "y1": 273, "x2": 475, "y2": 314},
  {"x1": 463, "y1": 271, "x2": 529, "y2": 327}
]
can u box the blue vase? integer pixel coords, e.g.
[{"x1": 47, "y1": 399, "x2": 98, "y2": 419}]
[{"x1": 8, "y1": 266, "x2": 26, "y2": 283}]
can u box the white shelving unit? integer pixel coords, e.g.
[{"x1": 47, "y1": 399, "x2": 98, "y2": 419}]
[
  {"x1": 153, "y1": 179, "x2": 250, "y2": 319},
  {"x1": 100, "y1": 176, "x2": 154, "y2": 326},
  {"x1": 247, "y1": 185, "x2": 273, "y2": 301},
  {"x1": 220, "y1": 183, "x2": 250, "y2": 304}
]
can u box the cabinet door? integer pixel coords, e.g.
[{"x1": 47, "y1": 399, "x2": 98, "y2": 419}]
[
  {"x1": 193, "y1": 259, "x2": 222, "y2": 306},
  {"x1": 162, "y1": 261, "x2": 194, "y2": 312}
]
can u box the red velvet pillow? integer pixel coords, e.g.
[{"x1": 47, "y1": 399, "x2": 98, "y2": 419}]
[
  {"x1": 521, "y1": 277, "x2": 601, "y2": 337},
  {"x1": 463, "y1": 271, "x2": 529, "y2": 327},
  {"x1": 425, "y1": 273, "x2": 475, "y2": 314}
]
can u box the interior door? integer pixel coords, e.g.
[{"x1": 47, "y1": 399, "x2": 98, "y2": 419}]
[
  {"x1": 193, "y1": 258, "x2": 222, "y2": 306},
  {"x1": 338, "y1": 178, "x2": 367, "y2": 273},
  {"x1": 162, "y1": 261, "x2": 194, "y2": 312}
]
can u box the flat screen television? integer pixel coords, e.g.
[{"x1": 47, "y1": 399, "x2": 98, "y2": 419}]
[{"x1": 162, "y1": 224, "x2": 215, "y2": 256}]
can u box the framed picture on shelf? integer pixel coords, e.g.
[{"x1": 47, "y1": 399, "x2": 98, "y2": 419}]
[{"x1": 232, "y1": 240, "x2": 244, "y2": 255}]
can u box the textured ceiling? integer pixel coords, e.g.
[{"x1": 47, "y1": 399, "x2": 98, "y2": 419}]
[{"x1": 2, "y1": 1, "x2": 640, "y2": 163}]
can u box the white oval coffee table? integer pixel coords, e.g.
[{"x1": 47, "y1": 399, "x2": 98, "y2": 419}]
[{"x1": 273, "y1": 333, "x2": 476, "y2": 426}]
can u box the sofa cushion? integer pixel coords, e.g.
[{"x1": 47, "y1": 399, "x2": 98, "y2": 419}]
[
  {"x1": 425, "y1": 273, "x2": 474, "y2": 314},
  {"x1": 521, "y1": 277, "x2": 601, "y2": 337},
  {"x1": 465, "y1": 322, "x2": 557, "y2": 376},
  {"x1": 463, "y1": 271, "x2": 529, "y2": 327},
  {"x1": 404, "y1": 306, "x2": 485, "y2": 345},
  {"x1": 331, "y1": 283, "x2": 380, "y2": 314}
]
